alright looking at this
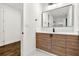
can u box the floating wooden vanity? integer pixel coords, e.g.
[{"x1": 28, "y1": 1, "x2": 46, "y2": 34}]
[
  {"x1": 0, "y1": 41, "x2": 21, "y2": 56},
  {"x1": 36, "y1": 33, "x2": 79, "y2": 56}
]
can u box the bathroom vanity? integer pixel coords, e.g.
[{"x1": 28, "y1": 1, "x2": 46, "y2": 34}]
[
  {"x1": 36, "y1": 4, "x2": 79, "y2": 56},
  {"x1": 0, "y1": 41, "x2": 21, "y2": 56},
  {"x1": 36, "y1": 32, "x2": 79, "y2": 56}
]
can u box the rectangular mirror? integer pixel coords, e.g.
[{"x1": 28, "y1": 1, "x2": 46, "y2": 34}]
[{"x1": 42, "y1": 4, "x2": 73, "y2": 27}]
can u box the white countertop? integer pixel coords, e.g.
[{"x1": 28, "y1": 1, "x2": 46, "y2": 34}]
[{"x1": 36, "y1": 31, "x2": 79, "y2": 35}]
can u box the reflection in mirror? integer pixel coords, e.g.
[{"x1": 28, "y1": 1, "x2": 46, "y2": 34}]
[
  {"x1": 42, "y1": 5, "x2": 73, "y2": 27},
  {"x1": 42, "y1": 12, "x2": 49, "y2": 27}
]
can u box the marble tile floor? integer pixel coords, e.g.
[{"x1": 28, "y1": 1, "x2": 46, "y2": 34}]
[{"x1": 29, "y1": 49, "x2": 57, "y2": 56}]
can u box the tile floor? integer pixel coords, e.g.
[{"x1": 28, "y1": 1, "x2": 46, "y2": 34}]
[{"x1": 29, "y1": 49, "x2": 57, "y2": 56}]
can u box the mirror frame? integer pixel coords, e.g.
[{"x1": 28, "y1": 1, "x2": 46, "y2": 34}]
[{"x1": 41, "y1": 4, "x2": 74, "y2": 28}]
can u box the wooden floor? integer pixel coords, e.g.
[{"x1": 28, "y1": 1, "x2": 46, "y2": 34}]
[{"x1": 0, "y1": 41, "x2": 21, "y2": 56}]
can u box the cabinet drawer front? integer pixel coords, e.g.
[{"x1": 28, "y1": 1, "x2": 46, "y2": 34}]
[
  {"x1": 66, "y1": 48, "x2": 78, "y2": 56},
  {"x1": 52, "y1": 46, "x2": 66, "y2": 56}
]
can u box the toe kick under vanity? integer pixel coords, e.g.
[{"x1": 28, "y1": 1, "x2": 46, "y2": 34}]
[{"x1": 36, "y1": 32, "x2": 79, "y2": 56}]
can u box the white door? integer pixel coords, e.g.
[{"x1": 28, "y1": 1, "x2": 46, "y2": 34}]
[
  {"x1": 23, "y1": 3, "x2": 37, "y2": 55},
  {"x1": 22, "y1": 3, "x2": 41, "y2": 56},
  {"x1": 0, "y1": 8, "x2": 4, "y2": 46}
]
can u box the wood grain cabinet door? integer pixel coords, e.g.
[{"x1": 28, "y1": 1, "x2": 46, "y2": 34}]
[
  {"x1": 51, "y1": 34, "x2": 66, "y2": 56},
  {"x1": 36, "y1": 33, "x2": 43, "y2": 48},
  {"x1": 36, "y1": 33, "x2": 79, "y2": 56},
  {"x1": 36, "y1": 33, "x2": 51, "y2": 52},
  {"x1": 0, "y1": 41, "x2": 20, "y2": 56},
  {"x1": 66, "y1": 35, "x2": 79, "y2": 56}
]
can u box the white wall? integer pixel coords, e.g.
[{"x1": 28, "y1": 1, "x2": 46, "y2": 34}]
[
  {"x1": 73, "y1": 4, "x2": 79, "y2": 32},
  {"x1": 0, "y1": 4, "x2": 22, "y2": 45},
  {"x1": 4, "y1": 7, "x2": 22, "y2": 45},
  {"x1": 23, "y1": 3, "x2": 41, "y2": 56},
  {"x1": 0, "y1": 8, "x2": 4, "y2": 46}
]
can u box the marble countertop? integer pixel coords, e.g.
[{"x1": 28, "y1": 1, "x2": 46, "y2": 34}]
[{"x1": 36, "y1": 31, "x2": 79, "y2": 35}]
